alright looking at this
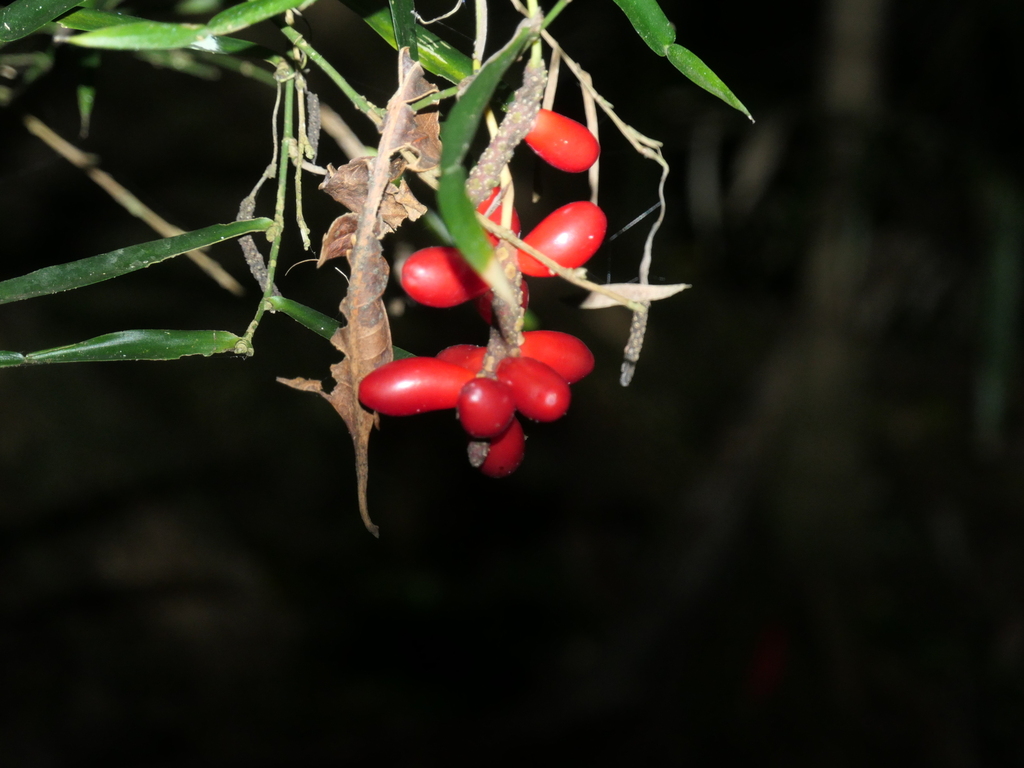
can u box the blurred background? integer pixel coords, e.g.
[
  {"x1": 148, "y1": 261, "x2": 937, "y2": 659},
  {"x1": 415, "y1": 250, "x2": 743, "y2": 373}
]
[{"x1": 1, "y1": 0, "x2": 1023, "y2": 764}]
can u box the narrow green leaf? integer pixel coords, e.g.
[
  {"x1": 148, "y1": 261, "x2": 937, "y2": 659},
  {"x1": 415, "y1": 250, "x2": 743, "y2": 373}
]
[
  {"x1": 204, "y1": 0, "x2": 307, "y2": 36},
  {"x1": 666, "y1": 44, "x2": 751, "y2": 121},
  {"x1": 56, "y1": 8, "x2": 141, "y2": 33},
  {"x1": 340, "y1": 0, "x2": 472, "y2": 85},
  {"x1": 0, "y1": 0, "x2": 80, "y2": 43},
  {"x1": 439, "y1": 23, "x2": 535, "y2": 172},
  {"x1": 136, "y1": 50, "x2": 223, "y2": 80},
  {"x1": 611, "y1": 0, "x2": 676, "y2": 54},
  {"x1": 267, "y1": 295, "x2": 340, "y2": 340},
  {"x1": 388, "y1": 0, "x2": 417, "y2": 61},
  {"x1": 0, "y1": 219, "x2": 273, "y2": 306},
  {"x1": 175, "y1": 0, "x2": 226, "y2": 13},
  {"x1": 0, "y1": 351, "x2": 27, "y2": 368},
  {"x1": 437, "y1": 167, "x2": 495, "y2": 276},
  {"x1": 66, "y1": 18, "x2": 263, "y2": 55},
  {"x1": 265, "y1": 296, "x2": 412, "y2": 358},
  {"x1": 68, "y1": 20, "x2": 210, "y2": 50},
  {"x1": 437, "y1": 22, "x2": 536, "y2": 278},
  {"x1": 76, "y1": 50, "x2": 101, "y2": 138},
  {"x1": 612, "y1": 0, "x2": 751, "y2": 121},
  {"x1": 21, "y1": 329, "x2": 243, "y2": 364}
]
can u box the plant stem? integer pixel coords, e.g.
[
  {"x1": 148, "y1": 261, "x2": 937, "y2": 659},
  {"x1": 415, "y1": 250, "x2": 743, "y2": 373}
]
[
  {"x1": 242, "y1": 76, "x2": 296, "y2": 348},
  {"x1": 278, "y1": 24, "x2": 384, "y2": 126},
  {"x1": 477, "y1": 214, "x2": 646, "y2": 312},
  {"x1": 22, "y1": 114, "x2": 243, "y2": 295}
]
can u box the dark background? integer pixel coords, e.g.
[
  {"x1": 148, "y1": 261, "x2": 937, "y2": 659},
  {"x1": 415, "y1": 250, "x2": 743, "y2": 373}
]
[{"x1": 2, "y1": 0, "x2": 1023, "y2": 764}]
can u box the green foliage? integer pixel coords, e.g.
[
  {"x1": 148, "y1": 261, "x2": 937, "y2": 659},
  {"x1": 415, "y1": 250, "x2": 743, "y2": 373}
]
[
  {"x1": 0, "y1": 330, "x2": 245, "y2": 367},
  {"x1": 612, "y1": 0, "x2": 751, "y2": 120},
  {"x1": 437, "y1": 22, "x2": 537, "y2": 280},
  {"x1": 0, "y1": 220, "x2": 272, "y2": 306},
  {"x1": 0, "y1": 0, "x2": 81, "y2": 43},
  {"x1": 0, "y1": 0, "x2": 746, "y2": 366}
]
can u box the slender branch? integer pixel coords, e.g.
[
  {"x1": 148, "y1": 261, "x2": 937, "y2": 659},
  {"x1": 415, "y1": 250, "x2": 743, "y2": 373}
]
[
  {"x1": 23, "y1": 114, "x2": 243, "y2": 296},
  {"x1": 242, "y1": 76, "x2": 296, "y2": 348},
  {"x1": 278, "y1": 24, "x2": 384, "y2": 126}
]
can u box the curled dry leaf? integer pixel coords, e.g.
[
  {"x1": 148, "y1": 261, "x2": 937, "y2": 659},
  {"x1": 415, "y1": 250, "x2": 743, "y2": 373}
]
[
  {"x1": 279, "y1": 49, "x2": 441, "y2": 536},
  {"x1": 578, "y1": 282, "x2": 691, "y2": 310},
  {"x1": 318, "y1": 156, "x2": 428, "y2": 250},
  {"x1": 317, "y1": 213, "x2": 358, "y2": 266}
]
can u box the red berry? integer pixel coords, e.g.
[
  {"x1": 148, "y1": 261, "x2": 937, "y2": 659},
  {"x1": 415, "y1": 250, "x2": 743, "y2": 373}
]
[
  {"x1": 401, "y1": 246, "x2": 489, "y2": 308},
  {"x1": 457, "y1": 378, "x2": 516, "y2": 438},
  {"x1": 479, "y1": 417, "x2": 525, "y2": 477},
  {"x1": 359, "y1": 357, "x2": 475, "y2": 416},
  {"x1": 474, "y1": 278, "x2": 529, "y2": 325},
  {"x1": 520, "y1": 331, "x2": 594, "y2": 383},
  {"x1": 518, "y1": 201, "x2": 607, "y2": 277},
  {"x1": 477, "y1": 187, "x2": 521, "y2": 237},
  {"x1": 436, "y1": 344, "x2": 485, "y2": 372},
  {"x1": 525, "y1": 109, "x2": 600, "y2": 173},
  {"x1": 497, "y1": 356, "x2": 571, "y2": 422}
]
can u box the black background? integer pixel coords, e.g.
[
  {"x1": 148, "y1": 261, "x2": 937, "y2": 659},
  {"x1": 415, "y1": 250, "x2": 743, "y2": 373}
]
[{"x1": 1, "y1": 0, "x2": 1023, "y2": 765}]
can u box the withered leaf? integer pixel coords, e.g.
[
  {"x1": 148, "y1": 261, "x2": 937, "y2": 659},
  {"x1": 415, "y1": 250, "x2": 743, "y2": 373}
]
[
  {"x1": 320, "y1": 155, "x2": 428, "y2": 235},
  {"x1": 281, "y1": 49, "x2": 440, "y2": 537},
  {"x1": 317, "y1": 213, "x2": 358, "y2": 267},
  {"x1": 398, "y1": 110, "x2": 441, "y2": 172},
  {"x1": 578, "y1": 282, "x2": 691, "y2": 310}
]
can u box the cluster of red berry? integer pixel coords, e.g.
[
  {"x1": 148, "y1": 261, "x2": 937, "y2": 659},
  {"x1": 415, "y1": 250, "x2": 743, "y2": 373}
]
[{"x1": 359, "y1": 109, "x2": 604, "y2": 477}]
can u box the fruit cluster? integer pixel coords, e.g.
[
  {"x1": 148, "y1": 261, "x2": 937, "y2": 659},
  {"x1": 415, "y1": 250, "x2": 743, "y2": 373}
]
[{"x1": 359, "y1": 109, "x2": 603, "y2": 477}]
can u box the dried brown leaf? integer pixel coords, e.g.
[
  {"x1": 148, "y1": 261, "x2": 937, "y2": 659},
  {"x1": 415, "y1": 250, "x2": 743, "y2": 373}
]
[
  {"x1": 317, "y1": 213, "x2": 358, "y2": 267},
  {"x1": 578, "y1": 282, "x2": 691, "y2": 310},
  {"x1": 285, "y1": 49, "x2": 440, "y2": 536}
]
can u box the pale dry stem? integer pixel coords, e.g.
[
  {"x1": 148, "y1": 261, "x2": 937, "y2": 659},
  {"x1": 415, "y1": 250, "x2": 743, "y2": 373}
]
[
  {"x1": 23, "y1": 114, "x2": 244, "y2": 296},
  {"x1": 477, "y1": 214, "x2": 646, "y2": 312}
]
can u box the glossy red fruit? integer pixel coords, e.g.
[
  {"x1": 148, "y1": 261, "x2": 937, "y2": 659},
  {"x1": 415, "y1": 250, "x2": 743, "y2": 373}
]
[
  {"x1": 474, "y1": 278, "x2": 529, "y2": 325},
  {"x1": 479, "y1": 417, "x2": 525, "y2": 477},
  {"x1": 497, "y1": 356, "x2": 571, "y2": 422},
  {"x1": 359, "y1": 357, "x2": 475, "y2": 416},
  {"x1": 525, "y1": 109, "x2": 600, "y2": 173},
  {"x1": 457, "y1": 378, "x2": 516, "y2": 438},
  {"x1": 520, "y1": 331, "x2": 594, "y2": 383},
  {"x1": 518, "y1": 201, "x2": 607, "y2": 277},
  {"x1": 477, "y1": 187, "x2": 521, "y2": 236},
  {"x1": 436, "y1": 344, "x2": 485, "y2": 372},
  {"x1": 401, "y1": 246, "x2": 489, "y2": 308}
]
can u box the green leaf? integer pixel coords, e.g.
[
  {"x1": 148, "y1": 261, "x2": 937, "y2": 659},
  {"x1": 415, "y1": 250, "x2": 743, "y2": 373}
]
[
  {"x1": 68, "y1": 20, "x2": 211, "y2": 50},
  {"x1": 16, "y1": 329, "x2": 244, "y2": 365},
  {"x1": 437, "y1": 22, "x2": 535, "y2": 279},
  {"x1": 0, "y1": 351, "x2": 26, "y2": 368},
  {"x1": 265, "y1": 296, "x2": 412, "y2": 358},
  {"x1": 612, "y1": 0, "x2": 752, "y2": 121},
  {"x1": 66, "y1": 17, "x2": 265, "y2": 55},
  {"x1": 175, "y1": 0, "x2": 226, "y2": 13},
  {"x1": 611, "y1": 0, "x2": 676, "y2": 54},
  {"x1": 667, "y1": 44, "x2": 751, "y2": 121},
  {"x1": 56, "y1": 8, "x2": 141, "y2": 33},
  {"x1": 340, "y1": 0, "x2": 473, "y2": 85},
  {"x1": 437, "y1": 167, "x2": 495, "y2": 276},
  {"x1": 0, "y1": 0, "x2": 81, "y2": 44},
  {"x1": 388, "y1": 0, "x2": 417, "y2": 61},
  {"x1": 267, "y1": 295, "x2": 340, "y2": 340},
  {"x1": 76, "y1": 50, "x2": 101, "y2": 138},
  {"x1": 0, "y1": 219, "x2": 273, "y2": 306},
  {"x1": 204, "y1": 0, "x2": 308, "y2": 36}
]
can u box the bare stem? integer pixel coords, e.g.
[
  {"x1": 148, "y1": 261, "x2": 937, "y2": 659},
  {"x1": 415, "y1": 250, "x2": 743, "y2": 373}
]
[
  {"x1": 22, "y1": 114, "x2": 244, "y2": 296},
  {"x1": 242, "y1": 76, "x2": 296, "y2": 347}
]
